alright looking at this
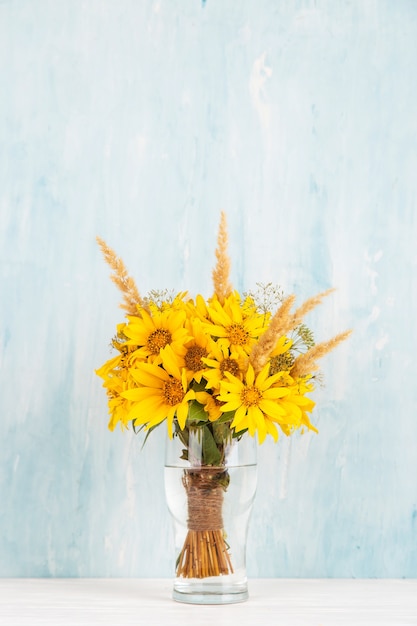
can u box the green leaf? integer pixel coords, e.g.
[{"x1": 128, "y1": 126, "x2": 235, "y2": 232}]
[
  {"x1": 216, "y1": 411, "x2": 235, "y2": 424},
  {"x1": 179, "y1": 448, "x2": 189, "y2": 461},
  {"x1": 233, "y1": 427, "x2": 248, "y2": 440},
  {"x1": 202, "y1": 425, "x2": 222, "y2": 466},
  {"x1": 212, "y1": 421, "x2": 232, "y2": 445},
  {"x1": 140, "y1": 424, "x2": 159, "y2": 449},
  {"x1": 174, "y1": 420, "x2": 188, "y2": 445},
  {"x1": 191, "y1": 381, "x2": 209, "y2": 393},
  {"x1": 132, "y1": 422, "x2": 159, "y2": 449},
  {"x1": 187, "y1": 401, "x2": 209, "y2": 424}
]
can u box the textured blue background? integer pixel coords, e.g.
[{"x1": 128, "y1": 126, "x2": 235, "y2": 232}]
[{"x1": 1, "y1": 0, "x2": 416, "y2": 578}]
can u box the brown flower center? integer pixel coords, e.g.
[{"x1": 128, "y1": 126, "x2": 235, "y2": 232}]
[
  {"x1": 147, "y1": 328, "x2": 172, "y2": 354},
  {"x1": 227, "y1": 323, "x2": 249, "y2": 346},
  {"x1": 220, "y1": 358, "x2": 240, "y2": 377},
  {"x1": 269, "y1": 353, "x2": 295, "y2": 376},
  {"x1": 241, "y1": 386, "x2": 262, "y2": 407},
  {"x1": 162, "y1": 379, "x2": 185, "y2": 406},
  {"x1": 185, "y1": 346, "x2": 208, "y2": 372}
]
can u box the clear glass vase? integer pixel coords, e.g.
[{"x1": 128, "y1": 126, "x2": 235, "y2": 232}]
[{"x1": 164, "y1": 428, "x2": 257, "y2": 604}]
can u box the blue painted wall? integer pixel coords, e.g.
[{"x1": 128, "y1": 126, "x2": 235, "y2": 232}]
[{"x1": 1, "y1": 0, "x2": 416, "y2": 578}]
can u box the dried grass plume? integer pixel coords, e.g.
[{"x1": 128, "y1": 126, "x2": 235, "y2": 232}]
[
  {"x1": 290, "y1": 330, "x2": 352, "y2": 379},
  {"x1": 96, "y1": 236, "x2": 143, "y2": 315},
  {"x1": 250, "y1": 289, "x2": 337, "y2": 374},
  {"x1": 250, "y1": 294, "x2": 296, "y2": 373},
  {"x1": 285, "y1": 288, "x2": 335, "y2": 335},
  {"x1": 212, "y1": 211, "x2": 233, "y2": 304}
]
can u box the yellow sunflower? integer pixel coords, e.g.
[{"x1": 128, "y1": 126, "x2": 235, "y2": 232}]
[
  {"x1": 106, "y1": 388, "x2": 131, "y2": 431},
  {"x1": 194, "y1": 390, "x2": 225, "y2": 422},
  {"x1": 204, "y1": 292, "x2": 267, "y2": 356},
  {"x1": 96, "y1": 355, "x2": 132, "y2": 431},
  {"x1": 201, "y1": 341, "x2": 247, "y2": 391},
  {"x1": 184, "y1": 293, "x2": 211, "y2": 322},
  {"x1": 267, "y1": 336, "x2": 295, "y2": 375},
  {"x1": 121, "y1": 345, "x2": 195, "y2": 436},
  {"x1": 183, "y1": 318, "x2": 214, "y2": 383},
  {"x1": 122, "y1": 305, "x2": 190, "y2": 366},
  {"x1": 217, "y1": 363, "x2": 316, "y2": 444}
]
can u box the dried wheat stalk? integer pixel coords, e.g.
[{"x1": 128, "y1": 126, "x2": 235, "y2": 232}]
[
  {"x1": 287, "y1": 288, "x2": 335, "y2": 332},
  {"x1": 176, "y1": 529, "x2": 233, "y2": 579},
  {"x1": 290, "y1": 330, "x2": 352, "y2": 378},
  {"x1": 212, "y1": 211, "x2": 233, "y2": 304},
  {"x1": 250, "y1": 289, "x2": 337, "y2": 373},
  {"x1": 176, "y1": 468, "x2": 233, "y2": 579},
  {"x1": 96, "y1": 236, "x2": 143, "y2": 315},
  {"x1": 250, "y1": 294, "x2": 296, "y2": 373}
]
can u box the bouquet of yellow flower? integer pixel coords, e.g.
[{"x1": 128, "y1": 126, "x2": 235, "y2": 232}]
[{"x1": 96, "y1": 212, "x2": 350, "y2": 584}]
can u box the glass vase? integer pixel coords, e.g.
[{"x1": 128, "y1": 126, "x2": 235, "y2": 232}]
[{"x1": 164, "y1": 428, "x2": 257, "y2": 604}]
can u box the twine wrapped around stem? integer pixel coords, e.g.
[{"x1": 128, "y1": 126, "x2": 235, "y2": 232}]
[{"x1": 176, "y1": 468, "x2": 233, "y2": 579}]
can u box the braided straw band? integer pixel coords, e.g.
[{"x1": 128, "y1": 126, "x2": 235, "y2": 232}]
[
  {"x1": 183, "y1": 468, "x2": 227, "y2": 531},
  {"x1": 176, "y1": 468, "x2": 233, "y2": 578}
]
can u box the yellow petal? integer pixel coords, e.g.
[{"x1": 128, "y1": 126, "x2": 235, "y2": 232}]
[
  {"x1": 176, "y1": 403, "x2": 189, "y2": 429},
  {"x1": 160, "y1": 345, "x2": 182, "y2": 379},
  {"x1": 131, "y1": 363, "x2": 169, "y2": 384},
  {"x1": 259, "y1": 398, "x2": 286, "y2": 418},
  {"x1": 231, "y1": 405, "x2": 248, "y2": 429},
  {"x1": 251, "y1": 405, "x2": 267, "y2": 443},
  {"x1": 217, "y1": 399, "x2": 241, "y2": 412},
  {"x1": 122, "y1": 387, "x2": 157, "y2": 401},
  {"x1": 263, "y1": 387, "x2": 291, "y2": 399},
  {"x1": 265, "y1": 419, "x2": 279, "y2": 442},
  {"x1": 245, "y1": 365, "x2": 255, "y2": 386}
]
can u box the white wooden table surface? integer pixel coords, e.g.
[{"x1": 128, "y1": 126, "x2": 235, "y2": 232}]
[{"x1": 1, "y1": 578, "x2": 416, "y2": 626}]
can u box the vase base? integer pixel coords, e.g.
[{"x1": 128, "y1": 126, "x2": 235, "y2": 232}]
[{"x1": 172, "y1": 576, "x2": 249, "y2": 605}]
